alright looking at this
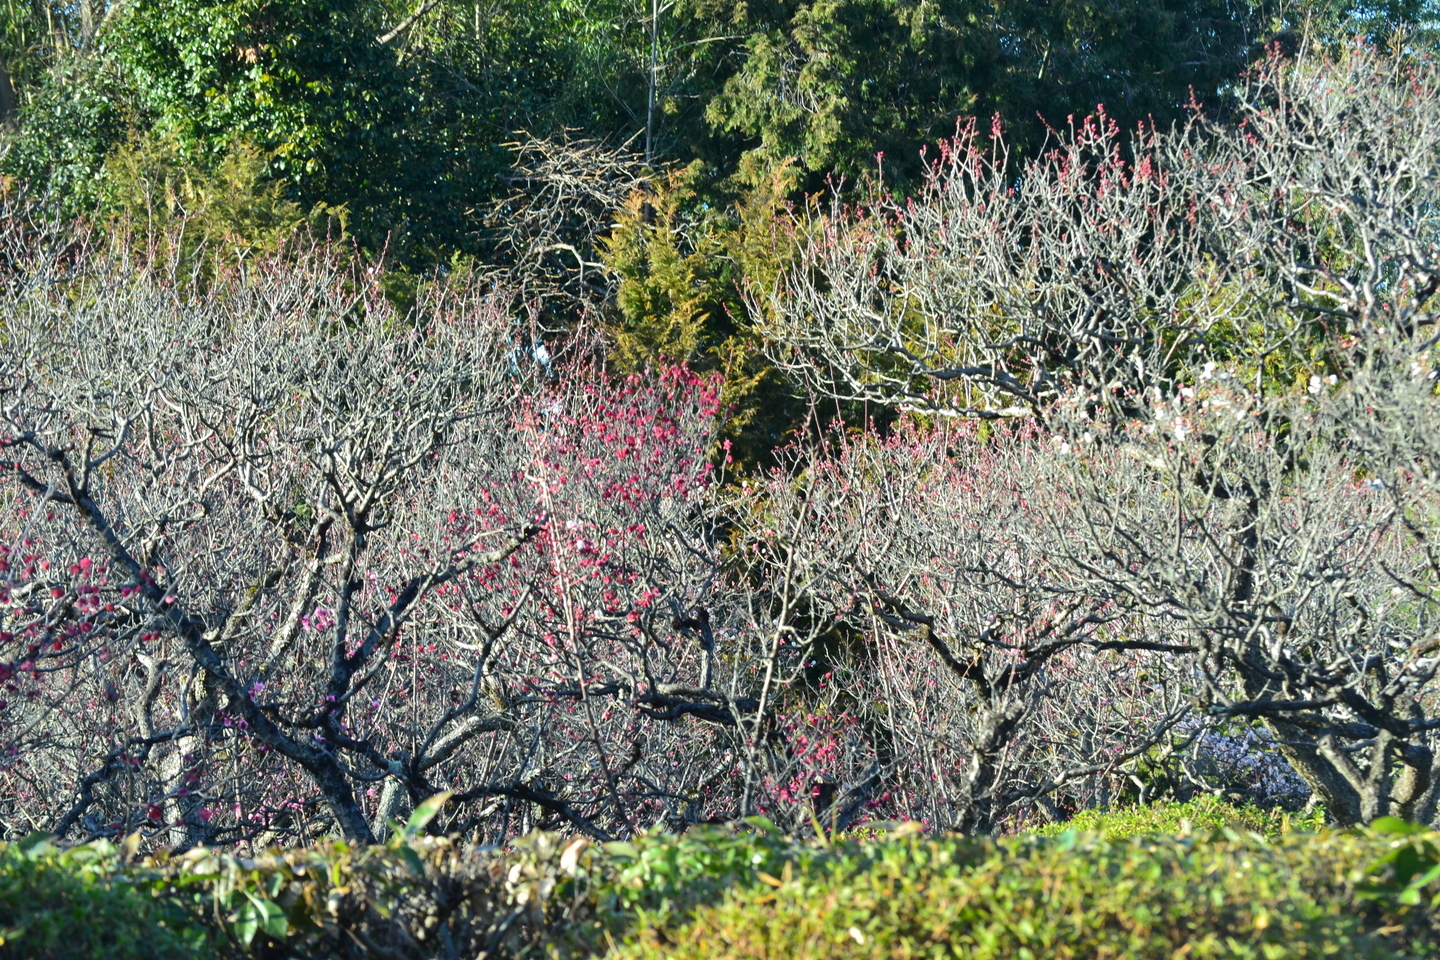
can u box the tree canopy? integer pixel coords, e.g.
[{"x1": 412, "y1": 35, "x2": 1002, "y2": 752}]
[{"x1": 10, "y1": 0, "x2": 1433, "y2": 258}]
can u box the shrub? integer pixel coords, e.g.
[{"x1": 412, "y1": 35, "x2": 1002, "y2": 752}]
[
  {"x1": 0, "y1": 834, "x2": 206, "y2": 960},
  {"x1": 0, "y1": 799, "x2": 525, "y2": 959},
  {"x1": 600, "y1": 156, "x2": 810, "y2": 472},
  {"x1": 608, "y1": 829, "x2": 1440, "y2": 960},
  {"x1": 753, "y1": 43, "x2": 1440, "y2": 829},
  {"x1": 140, "y1": 801, "x2": 523, "y2": 958},
  {"x1": 1028, "y1": 797, "x2": 1294, "y2": 841},
  {"x1": 99, "y1": 131, "x2": 337, "y2": 269},
  {"x1": 0, "y1": 225, "x2": 762, "y2": 851},
  {"x1": 5, "y1": 819, "x2": 1440, "y2": 959},
  {"x1": 534, "y1": 818, "x2": 820, "y2": 955}
]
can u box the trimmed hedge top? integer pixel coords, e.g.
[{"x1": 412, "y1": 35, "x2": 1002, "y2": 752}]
[
  {"x1": 601, "y1": 826, "x2": 1435, "y2": 959},
  {"x1": 3, "y1": 807, "x2": 1440, "y2": 959}
]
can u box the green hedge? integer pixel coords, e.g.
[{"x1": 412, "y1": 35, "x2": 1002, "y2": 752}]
[
  {"x1": 4, "y1": 812, "x2": 1440, "y2": 959},
  {"x1": 0, "y1": 834, "x2": 206, "y2": 960},
  {"x1": 0, "y1": 796, "x2": 519, "y2": 960},
  {"x1": 599, "y1": 826, "x2": 1439, "y2": 959}
]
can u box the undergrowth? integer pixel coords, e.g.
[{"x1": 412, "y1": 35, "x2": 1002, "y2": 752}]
[{"x1": 1026, "y1": 796, "x2": 1311, "y2": 841}]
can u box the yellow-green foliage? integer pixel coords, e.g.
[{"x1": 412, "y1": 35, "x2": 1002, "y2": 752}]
[
  {"x1": 1027, "y1": 797, "x2": 1298, "y2": 841},
  {"x1": 6, "y1": 814, "x2": 1440, "y2": 959},
  {"x1": 607, "y1": 828, "x2": 1439, "y2": 960},
  {"x1": 604, "y1": 165, "x2": 728, "y2": 372},
  {"x1": 601, "y1": 157, "x2": 809, "y2": 471},
  {"x1": 100, "y1": 131, "x2": 345, "y2": 269}
]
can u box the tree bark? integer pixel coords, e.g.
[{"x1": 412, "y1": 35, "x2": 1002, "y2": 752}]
[
  {"x1": 80, "y1": 0, "x2": 98, "y2": 45},
  {"x1": 0, "y1": 52, "x2": 16, "y2": 127}
]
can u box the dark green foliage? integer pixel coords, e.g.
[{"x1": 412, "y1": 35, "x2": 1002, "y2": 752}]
[
  {"x1": 6, "y1": 0, "x2": 1439, "y2": 273},
  {"x1": 1296, "y1": 1, "x2": 1440, "y2": 48},
  {"x1": 705, "y1": 0, "x2": 997, "y2": 183},
  {"x1": 104, "y1": 0, "x2": 458, "y2": 254},
  {"x1": 703, "y1": 0, "x2": 1264, "y2": 187},
  {"x1": 0, "y1": 0, "x2": 59, "y2": 115},
  {"x1": 0, "y1": 835, "x2": 207, "y2": 960},
  {"x1": 0, "y1": 57, "x2": 127, "y2": 215}
]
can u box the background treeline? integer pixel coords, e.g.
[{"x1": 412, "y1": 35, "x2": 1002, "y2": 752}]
[
  {"x1": 3, "y1": 0, "x2": 1324, "y2": 236},
  {"x1": 5, "y1": 0, "x2": 1435, "y2": 216},
  {"x1": 2, "y1": 0, "x2": 1436, "y2": 298},
  {"x1": 3, "y1": 0, "x2": 1439, "y2": 465}
]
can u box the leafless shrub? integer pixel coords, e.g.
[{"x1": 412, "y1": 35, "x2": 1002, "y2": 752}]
[
  {"x1": 758, "y1": 44, "x2": 1440, "y2": 421},
  {"x1": 479, "y1": 133, "x2": 647, "y2": 322},
  {"x1": 0, "y1": 223, "x2": 816, "y2": 848},
  {"x1": 753, "y1": 110, "x2": 1251, "y2": 417},
  {"x1": 733, "y1": 422, "x2": 1195, "y2": 832},
  {"x1": 752, "y1": 42, "x2": 1440, "y2": 826},
  {"x1": 6, "y1": 41, "x2": 1439, "y2": 844}
]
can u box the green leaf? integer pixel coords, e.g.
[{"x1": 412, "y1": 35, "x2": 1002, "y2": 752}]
[
  {"x1": 395, "y1": 844, "x2": 426, "y2": 877},
  {"x1": 1367, "y1": 816, "x2": 1422, "y2": 836},
  {"x1": 17, "y1": 831, "x2": 54, "y2": 856},
  {"x1": 1390, "y1": 857, "x2": 1440, "y2": 907},
  {"x1": 245, "y1": 891, "x2": 289, "y2": 940},
  {"x1": 602, "y1": 841, "x2": 639, "y2": 859},
  {"x1": 233, "y1": 900, "x2": 260, "y2": 947},
  {"x1": 405, "y1": 790, "x2": 453, "y2": 838}
]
